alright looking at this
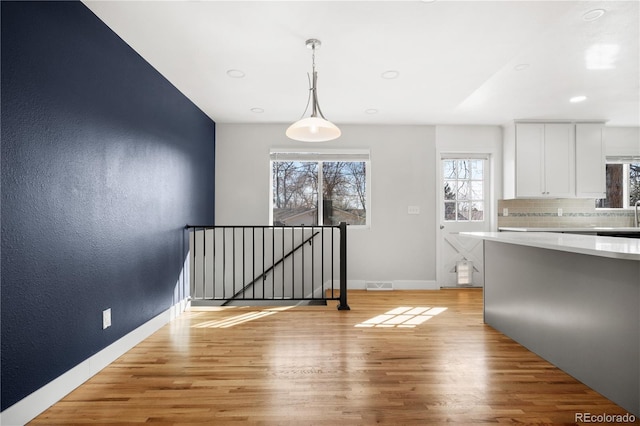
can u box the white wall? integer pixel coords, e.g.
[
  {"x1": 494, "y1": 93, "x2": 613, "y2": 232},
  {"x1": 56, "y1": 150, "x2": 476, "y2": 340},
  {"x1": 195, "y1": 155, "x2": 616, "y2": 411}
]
[
  {"x1": 215, "y1": 123, "x2": 502, "y2": 287},
  {"x1": 604, "y1": 127, "x2": 640, "y2": 156}
]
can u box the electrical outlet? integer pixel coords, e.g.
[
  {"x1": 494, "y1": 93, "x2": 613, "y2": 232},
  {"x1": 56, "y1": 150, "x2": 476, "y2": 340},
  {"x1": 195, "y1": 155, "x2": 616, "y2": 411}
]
[
  {"x1": 503, "y1": 208, "x2": 509, "y2": 217},
  {"x1": 408, "y1": 206, "x2": 420, "y2": 215},
  {"x1": 557, "y1": 208, "x2": 563, "y2": 217},
  {"x1": 102, "y1": 308, "x2": 111, "y2": 330}
]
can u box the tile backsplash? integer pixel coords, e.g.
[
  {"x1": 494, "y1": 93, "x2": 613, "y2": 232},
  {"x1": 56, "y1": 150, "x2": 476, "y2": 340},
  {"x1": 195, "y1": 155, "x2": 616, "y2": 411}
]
[{"x1": 498, "y1": 198, "x2": 635, "y2": 228}]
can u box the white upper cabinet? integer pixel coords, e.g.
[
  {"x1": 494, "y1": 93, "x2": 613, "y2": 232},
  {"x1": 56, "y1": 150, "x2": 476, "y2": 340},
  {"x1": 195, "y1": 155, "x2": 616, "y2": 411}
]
[
  {"x1": 575, "y1": 123, "x2": 605, "y2": 198},
  {"x1": 543, "y1": 123, "x2": 575, "y2": 197},
  {"x1": 511, "y1": 122, "x2": 575, "y2": 198},
  {"x1": 504, "y1": 121, "x2": 606, "y2": 199},
  {"x1": 514, "y1": 123, "x2": 544, "y2": 197}
]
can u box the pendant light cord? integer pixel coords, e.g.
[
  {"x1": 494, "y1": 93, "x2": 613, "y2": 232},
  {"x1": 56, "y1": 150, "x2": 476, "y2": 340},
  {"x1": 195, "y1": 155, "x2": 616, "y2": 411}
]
[{"x1": 297, "y1": 41, "x2": 327, "y2": 121}]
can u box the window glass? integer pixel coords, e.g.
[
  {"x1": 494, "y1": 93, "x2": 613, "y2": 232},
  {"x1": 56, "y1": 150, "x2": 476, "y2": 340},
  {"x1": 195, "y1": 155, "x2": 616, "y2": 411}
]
[
  {"x1": 632, "y1": 164, "x2": 640, "y2": 206},
  {"x1": 322, "y1": 162, "x2": 367, "y2": 226},
  {"x1": 596, "y1": 163, "x2": 640, "y2": 208},
  {"x1": 443, "y1": 159, "x2": 484, "y2": 222},
  {"x1": 272, "y1": 161, "x2": 318, "y2": 225}
]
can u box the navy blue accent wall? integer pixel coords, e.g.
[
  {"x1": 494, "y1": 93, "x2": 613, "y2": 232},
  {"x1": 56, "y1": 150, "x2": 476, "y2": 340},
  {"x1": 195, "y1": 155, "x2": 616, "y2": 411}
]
[{"x1": 1, "y1": 1, "x2": 215, "y2": 410}]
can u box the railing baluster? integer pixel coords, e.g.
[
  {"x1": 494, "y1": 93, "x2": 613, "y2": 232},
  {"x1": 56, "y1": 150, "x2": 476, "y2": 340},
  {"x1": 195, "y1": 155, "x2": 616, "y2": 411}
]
[
  {"x1": 321, "y1": 227, "x2": 325, "y2": 300},
  {"x1": 222, "y1": 227, "x2": 226, "y2": 300},
  {"x1": 233, "y1": 228, "x2": 237, "y2": 299},
  {"x1": 282, "y1": 225, "x2": 285, "y2": 299},
  {"x1": 192, "y1": 228, "x2": 197, "y2": 300},
  {"x1": 271, "y1": 226, "x2": 275, "y2": 299},
  {"x1": 301, "y1": 224, "x2": 305, "y2": 299},
  {"x1": 189, "y1": 228, "x2": 198, "y2": 299},
  {"x1": 311, "y1": 226, "x2": 315, "y2": 299},
  {"x1": 202, "y1": 227, "x2": 206, "y2": 300},
  {"x1": 291, "y1": 226, "x2": 295, "y2": 300},
  {"x1": 212, "y1": 227, "x2": 216, "y2": 300},
  {"x1": 241, "y1": 227, "x2": 245, "y2": 299},
  {"x1": 252, "y1": 227, "x2": 256, "y2": 300},
  {"x1": 262, "y1": 227, "x2": 265, "y2": 299},
  {"x1": 331, "y1": 227, "x2": 336, "y2": 297}
]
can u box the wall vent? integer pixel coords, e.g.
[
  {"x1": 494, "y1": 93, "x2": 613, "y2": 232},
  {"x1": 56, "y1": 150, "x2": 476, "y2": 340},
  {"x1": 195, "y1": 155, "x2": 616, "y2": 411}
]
[{"x1": 365, "y1": 281, "x2": 394, "y2": 291}]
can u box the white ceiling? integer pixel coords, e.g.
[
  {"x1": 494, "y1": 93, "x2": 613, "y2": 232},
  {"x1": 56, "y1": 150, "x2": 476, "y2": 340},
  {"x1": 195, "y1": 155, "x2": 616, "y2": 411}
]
[{"x1": 83, "y1": 1, "x2": 639, "y2": 127}]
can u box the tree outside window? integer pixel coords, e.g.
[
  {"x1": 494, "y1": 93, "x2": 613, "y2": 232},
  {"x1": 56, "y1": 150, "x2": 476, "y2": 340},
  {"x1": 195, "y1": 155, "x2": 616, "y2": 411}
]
[{"x1": 596, "y1": 163, "x2": 640, "y2": 208}]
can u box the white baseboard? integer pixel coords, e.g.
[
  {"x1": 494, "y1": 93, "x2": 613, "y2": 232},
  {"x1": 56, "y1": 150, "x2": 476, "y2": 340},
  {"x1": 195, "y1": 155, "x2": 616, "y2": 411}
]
[
  {"x1": 347, "y1": 279, "x2": 438, "y2": 290},
  {"x1": 0, "y1": 299, "x2": 189, "y2": 426},
  {"x1": 392, "y1": 280, "x2": 439, "y2": 290},
  {"x1": 347, "y1": 279, "x2": 367, "y2": 289}
]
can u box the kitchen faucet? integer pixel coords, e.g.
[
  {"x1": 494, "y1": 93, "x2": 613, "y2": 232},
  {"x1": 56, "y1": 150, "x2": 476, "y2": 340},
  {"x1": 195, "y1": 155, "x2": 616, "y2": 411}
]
[{"x1": 635, "y1": 200, "x2": 640, "y2": 227}]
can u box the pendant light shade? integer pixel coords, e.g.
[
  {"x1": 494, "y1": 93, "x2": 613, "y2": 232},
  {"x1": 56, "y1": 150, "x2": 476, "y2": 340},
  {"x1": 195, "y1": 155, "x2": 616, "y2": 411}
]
[
  {"x1": 286, "y1": 39, "x2": 341, "y2": 142},
  {"x1": 286, "y1": 116, "x2": 341, "y2": 142}
]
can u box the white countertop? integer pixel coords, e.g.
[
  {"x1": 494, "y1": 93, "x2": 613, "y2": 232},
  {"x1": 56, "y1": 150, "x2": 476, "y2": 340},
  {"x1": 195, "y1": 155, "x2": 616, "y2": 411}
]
[
  {"x1": 499, "y1": 227, "x2": 640, "y2": 233},
  {"x1": 462, "y1": 231, "x2": 640, "y2": 261}
]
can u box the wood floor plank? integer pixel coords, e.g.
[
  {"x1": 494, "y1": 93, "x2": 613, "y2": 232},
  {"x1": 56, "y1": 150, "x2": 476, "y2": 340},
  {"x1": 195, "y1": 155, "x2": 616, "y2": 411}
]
[{"x1": 30, "y1": 290, "x2": 637, "y2": 425}]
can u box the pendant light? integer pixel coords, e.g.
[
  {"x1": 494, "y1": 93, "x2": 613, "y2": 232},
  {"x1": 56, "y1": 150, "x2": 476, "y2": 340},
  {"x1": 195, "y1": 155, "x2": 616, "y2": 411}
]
[{"x1": 286, "y1": 39, "x2": 341, "y2": 142}]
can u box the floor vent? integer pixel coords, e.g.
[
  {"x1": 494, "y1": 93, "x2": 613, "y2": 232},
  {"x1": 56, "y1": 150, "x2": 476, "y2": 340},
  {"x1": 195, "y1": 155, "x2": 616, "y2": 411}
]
[{"x1": 365, "y1": 281, "x2": 394, "y2": 291}]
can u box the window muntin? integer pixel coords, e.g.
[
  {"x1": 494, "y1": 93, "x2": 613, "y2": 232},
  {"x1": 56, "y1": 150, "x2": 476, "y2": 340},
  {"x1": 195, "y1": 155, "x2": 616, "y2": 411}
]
[
  {"x1": 443, "y1": 159, "x2": 484, "y2": 222},
  {"x1": 271, "y1": 151, "x2": 369, "y2": 227},
  {"x1": 595, "y1": 162, "x2": 640, "y2": 208}
]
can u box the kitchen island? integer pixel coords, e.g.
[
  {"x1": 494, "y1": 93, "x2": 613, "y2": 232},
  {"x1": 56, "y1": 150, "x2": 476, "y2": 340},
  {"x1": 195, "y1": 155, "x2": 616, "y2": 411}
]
[
  {"x1": 498, "y1": 227, "x2": 640, "y2": 233},
  {"x1": 462, "y1": 232, "x2": 640, "y2": 416},
  {"x1": 499, "y1": 226, "x2": 640, "y2": 238}
]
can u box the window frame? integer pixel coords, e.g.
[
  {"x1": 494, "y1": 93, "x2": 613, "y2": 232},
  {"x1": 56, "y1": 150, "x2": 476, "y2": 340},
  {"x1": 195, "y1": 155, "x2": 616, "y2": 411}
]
[
  {"x1": 269, "y1": 149, "x2": 371, "y2": 228},
  {"x1": 595, "y1": 157, "x2": 640, "y2": 210}
]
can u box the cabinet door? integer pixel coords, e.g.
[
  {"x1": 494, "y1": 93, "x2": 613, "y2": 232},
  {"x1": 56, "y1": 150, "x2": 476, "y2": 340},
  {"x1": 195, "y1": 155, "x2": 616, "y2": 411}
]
[
  {"x1": 544, "y1": 123, "x2": 575, "y2": 197},
  {"x1": 515, "y1": 123, "x2": 544, "y2": 197},
  {"x1": 575, "y1": 123, "x2": 605, "y2": 198}
]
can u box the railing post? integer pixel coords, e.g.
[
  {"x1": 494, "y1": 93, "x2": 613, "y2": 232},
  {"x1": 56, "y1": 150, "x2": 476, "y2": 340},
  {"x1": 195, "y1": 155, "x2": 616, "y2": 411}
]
[{"x1": 337, "y1": 222, "x2": 350, "y2": 310}]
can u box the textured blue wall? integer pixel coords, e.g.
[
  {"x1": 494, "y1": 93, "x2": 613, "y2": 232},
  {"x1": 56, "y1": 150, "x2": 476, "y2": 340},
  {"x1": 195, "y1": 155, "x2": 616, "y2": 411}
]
[{"x1": 1, "y1": 1, "x2": 215, "y2": 410}]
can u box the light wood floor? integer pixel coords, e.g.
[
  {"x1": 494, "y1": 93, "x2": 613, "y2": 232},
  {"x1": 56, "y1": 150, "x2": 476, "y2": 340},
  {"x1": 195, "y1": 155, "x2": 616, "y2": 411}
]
[{"x1": 31, "y1": 290, "x2": 635, "y2": 425}]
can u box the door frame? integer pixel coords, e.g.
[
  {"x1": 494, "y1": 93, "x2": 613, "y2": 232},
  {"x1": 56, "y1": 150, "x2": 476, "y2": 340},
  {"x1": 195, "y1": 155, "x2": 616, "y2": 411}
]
[{"x1": 435, "y1": 151, "x2": 495, "y2": 287}]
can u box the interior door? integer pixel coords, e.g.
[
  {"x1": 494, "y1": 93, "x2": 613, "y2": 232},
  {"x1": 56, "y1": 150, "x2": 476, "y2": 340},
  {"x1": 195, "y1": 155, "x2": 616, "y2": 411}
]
[{"x1": 436, "y1": 155, "x2": 491, "y2": 287}]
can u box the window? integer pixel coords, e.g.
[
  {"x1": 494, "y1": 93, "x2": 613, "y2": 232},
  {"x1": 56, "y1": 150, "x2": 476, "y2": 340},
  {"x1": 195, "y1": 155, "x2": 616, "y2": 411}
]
[
  {"x1": 270, "y1": 150, "x2": 370, "y2": 226},
  {"x1": 442, "y1": 158, "x2": 484, "y2": 221},
  {"x1": 595, "y1": 160, "x2": 640, "y2": 208}
]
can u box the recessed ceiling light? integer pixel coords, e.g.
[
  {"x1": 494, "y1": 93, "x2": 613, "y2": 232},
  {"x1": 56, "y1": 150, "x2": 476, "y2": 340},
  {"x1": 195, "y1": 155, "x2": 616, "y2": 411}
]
[
  {"x1": 365, "y1": 109, "x2": 378, "y2": 114},
  {"x1": 250, "y1": 107, "x2": 264, "y2": 113},
  {"x1": 381, "y1": 70, "x2": 399, "y2": 80},
  {"x1": 226, "y1": 69, "x2": 245, "y2": 78},
  {"x1": 583, "y1": 9, "x2": 606, "y2": 22},
  {"x1": 514, "y1": 63, "x2": 530, "y2": 71},
  {"x1": 570, "y1": 95, "x2": 587, "y2": 103}
]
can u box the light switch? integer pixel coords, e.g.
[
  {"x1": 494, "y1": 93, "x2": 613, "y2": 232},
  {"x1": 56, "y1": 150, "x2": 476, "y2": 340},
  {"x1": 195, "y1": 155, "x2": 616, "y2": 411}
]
[{"x1": 103, "y1": 308, "x2": 111, "y2": 329}]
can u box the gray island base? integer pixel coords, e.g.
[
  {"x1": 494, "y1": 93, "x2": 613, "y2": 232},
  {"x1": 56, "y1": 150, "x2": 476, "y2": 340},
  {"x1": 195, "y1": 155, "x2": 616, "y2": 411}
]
[{"x1": 463, "y1": 232, "x2": 640, "y2": 416}]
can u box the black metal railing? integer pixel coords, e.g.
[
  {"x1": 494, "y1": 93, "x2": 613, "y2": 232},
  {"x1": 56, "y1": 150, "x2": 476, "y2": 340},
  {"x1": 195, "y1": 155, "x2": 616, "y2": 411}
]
[{"x1": 184, "y1": 223, "x2": 349, "y2": 310}]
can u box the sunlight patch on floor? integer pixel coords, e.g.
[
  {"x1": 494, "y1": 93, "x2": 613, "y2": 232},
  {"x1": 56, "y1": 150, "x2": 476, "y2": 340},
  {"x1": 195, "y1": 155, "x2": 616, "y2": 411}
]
[
  {"x1": 355, "y1": 306, "x2": 448, "y2": 328},
  {"x1": 192, "y1": 306, "x2": 294, "y2": 328}
]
